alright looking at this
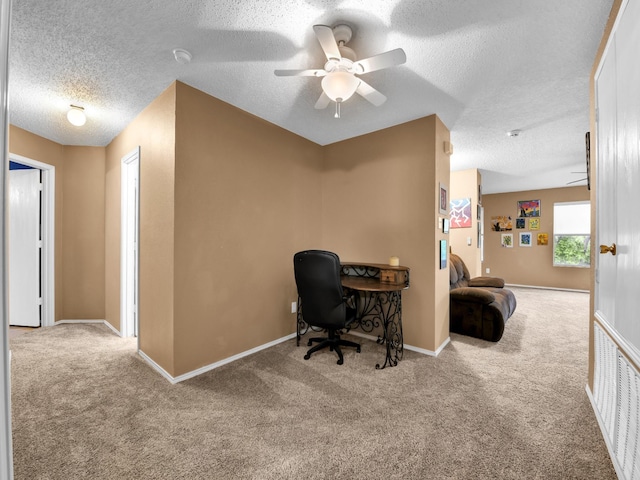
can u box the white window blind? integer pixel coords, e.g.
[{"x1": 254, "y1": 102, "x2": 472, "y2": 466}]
[{"x1": 554, "y1": 201, "x2": 590, "y2": 234}]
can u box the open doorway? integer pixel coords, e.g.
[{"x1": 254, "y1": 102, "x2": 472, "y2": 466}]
[{"x1": 120, "y1": 147, "x2": 140, "y2": 338}]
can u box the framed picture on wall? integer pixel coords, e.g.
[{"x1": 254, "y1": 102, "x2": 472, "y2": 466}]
[
  {"x1": 440, "y1": 240, "x2": 447, "y2": 269},
  {"x1": 519, "y1": 232, "x2": 532, "y2": 247},
  {"x1": 537, "y1": 233, "x2": 549, "y2": 246},
  {"x1": 517, "y1": 199, "x2": 541, "y2": 217},
  {"x1": 501, "y1": 233, "x2": 513, "y2": 248},
  {"x1": 439, "y1": 183, "x2": 448, "y2": 215},
  {"x1": 450, "y1": 198, "x2": 472, "y2": 228},
  {"x1": 491, "y1": 215, "x2": 513, "y2": 232}
]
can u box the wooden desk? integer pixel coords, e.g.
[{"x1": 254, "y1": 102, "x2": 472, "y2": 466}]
[{"x1": 296, "y1": 262, "x2": 410, "y2": 369}]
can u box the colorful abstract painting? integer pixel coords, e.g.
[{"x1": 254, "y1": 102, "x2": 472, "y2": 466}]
[
  {"x1": 450, "y1": 198, "x2": 472, "y2": 228},
  {"x1": 516, "y1": 218, "x2": 525, "y2": 229},
  {"x1": 517, "y1": 199, "x2": 541, "y2": 217},
  {"x1": 491, "y1": 215, "x2": 513, "y2": 231}
]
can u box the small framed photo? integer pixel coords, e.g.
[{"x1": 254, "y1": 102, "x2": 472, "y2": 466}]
[
  {"x1": 439, "y1": 183, "x2": 448, "y2": 215},
  {"x1": 537, "y1": 233, "x2": 549, "y2": 246},
  {"x1": 501, "y1": 233, "x2": 513, "y2": 248},
  {"x1": 519, "y1": 232, "x2": 532, "y2": 247},
  {"x1": 516, "y1": 218, "x2": 525, "y2": 229},
  {"x1": 440, "y1": 239, "x2": 447, "y2": 269}
]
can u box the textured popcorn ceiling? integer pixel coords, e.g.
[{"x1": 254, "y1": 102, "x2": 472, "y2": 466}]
[{"x1": 9, "y1": 0, "x2": 613, "y2": 193}]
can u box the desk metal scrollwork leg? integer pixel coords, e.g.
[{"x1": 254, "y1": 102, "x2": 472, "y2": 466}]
[
  {"x1": 296, "y1": 296, "x2": 307, "y2": 346},
  {"x1": 375, "y1": 291, "x2": 403, "y2": 370}
]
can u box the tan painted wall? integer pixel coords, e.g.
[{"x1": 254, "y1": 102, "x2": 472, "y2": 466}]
[
  {"x1": 433, "y1": 116, "x2": 452, "y2": 349},
  {"x1": 322, "y1": 115, "x2": 451, "y2": 352},
  {"x1": 105, "y1": 83, "x2": 177, "y2": 373},
  {"x1": 588, "y1": 0, "x2": 623, "y2": 390},
  {"x1": 172, "y1": 82, "x2": 323, "y2": 375},
  {"x1": 60, "y1": 146, "x2": 106, "y2": 318},
  {"x1": 482, "y1": 186, "x2": 590, "y2": 290},
  {"x1": 450, "y1": 169, "x2": 482, "y2": 278},
  {"x1": 8, "y1": 126, "x2": 107, "y2": 322},
  {"x1": 9, "y1": 126, "x2": 65, "y2": 321},
  {"x1": 14, "y1": 81, "x2": 450, "y2": 374}
]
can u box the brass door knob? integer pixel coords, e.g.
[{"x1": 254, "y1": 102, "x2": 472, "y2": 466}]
[{"x1": 599, "y1": 243, "x2": 616, "y2": 256}]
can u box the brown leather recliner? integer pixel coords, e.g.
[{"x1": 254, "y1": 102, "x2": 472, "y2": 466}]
[{"x1": 449, "y1": 253, "x2": 517, "y2": 342}]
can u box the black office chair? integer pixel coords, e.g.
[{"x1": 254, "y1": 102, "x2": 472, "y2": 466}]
[{"x1": 293, "y1": 250, "x2": 361, "y2": 365}]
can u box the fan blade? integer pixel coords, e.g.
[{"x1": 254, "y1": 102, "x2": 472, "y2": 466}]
[
  {"x1": 314, "y1": 92, "x2": 331, "y2": 109},
  {"x1": 566, "y1": 178, "x2": 588, "y2": 185},
  {"x1": 353, "y1": 48, "x2": 407, "y2": 74},
  {"x1": 274, "y1": 69, "x2": 326, "y2": 77},
  {"x1": 356, "y1": 80, "x2": 387, "y2": 106},
  {"x1": 313, "y1": 25, "x2": 341, "y2": 61}
]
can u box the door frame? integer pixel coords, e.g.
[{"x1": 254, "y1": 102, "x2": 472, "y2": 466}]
[
  {"x1": 1, "y1": 0, "x2": 14, "y2": 476},
  {"x1": 8, "y1": 153, "x2": 55, "y2": 328},
  {"x1": 120, "y1": 147, "x2": 140, "y2": 338}
]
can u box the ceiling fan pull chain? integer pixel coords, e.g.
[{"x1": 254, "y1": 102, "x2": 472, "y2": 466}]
[{"x1": 335, "y1": 100, "x2": 341, "y2": 119}]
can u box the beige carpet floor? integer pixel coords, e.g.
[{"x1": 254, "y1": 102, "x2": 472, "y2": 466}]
[{"x1": 10, "y1": 287, "x2": 616, "y2": 479}]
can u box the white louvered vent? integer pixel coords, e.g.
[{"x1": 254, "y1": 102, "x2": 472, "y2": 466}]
[
  {"x1": 594, "y1": 323, "x2": 619, "y2": 442},
  {"x1": 616, "y1": 353, "x2": 640, "y2": 480},
  {"x1": 593, "y1": 323, "x2": 640, "y2": 480}
]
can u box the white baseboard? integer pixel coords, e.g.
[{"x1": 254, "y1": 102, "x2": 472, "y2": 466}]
[
  {"x1": 137, "y1": 350, "x2": 175, "y2": 383},
  {"x1": 348, "y1": 331, "x2": 450, "y2": 357},
  {"x1": 506, "y1": 284, "x2": 589, "y2": 293},
  {"x1": 54, "y1": 319, "x2": 121, "y2": 337},
  {"x1": 405, "y1": 336, "x2": 451, "y2": 357},
  {"x1": 139, "y1": 332, "x2": 298, "y2": 384}
]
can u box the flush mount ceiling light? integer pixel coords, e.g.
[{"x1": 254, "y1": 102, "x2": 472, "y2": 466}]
[
  {"x1": 67, "y1": 105, "x2": 86, "y2": 126},
  {"x1": 173, "y1": 48, "x2": 192, "y2": 64}
]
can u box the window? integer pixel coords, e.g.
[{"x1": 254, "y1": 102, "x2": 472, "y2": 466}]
[{"x1": 553, "y1": 201, "x2": 590, "y2": 267}]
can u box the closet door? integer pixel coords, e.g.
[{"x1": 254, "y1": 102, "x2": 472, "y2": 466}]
[
  {"x1": 9, "y1": 169, "x2": 41, "y2": 327},
  {"x1": 593, "y1": 1, "x2": 640, "y2": 478}
]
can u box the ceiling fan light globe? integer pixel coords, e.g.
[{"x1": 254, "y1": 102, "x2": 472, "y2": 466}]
[{"x1": 321, "y1": 71, "x2": 359, "y2": 102}]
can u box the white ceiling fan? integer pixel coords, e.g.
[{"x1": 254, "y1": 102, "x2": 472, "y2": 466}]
[{"x1": 274, "y1": 24, "x2": 406, "y2": 118}]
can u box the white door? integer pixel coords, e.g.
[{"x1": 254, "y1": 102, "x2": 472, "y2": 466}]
[
  {"x1": 595, "y1": 0, "x2": 640, "y2": 356},
  {"x1": 594, "y1": 1, "x2": 640, "y2": 477},
  {"x1": 594, "y1": 43, "x2": 617, "y2": 333},
  {"x1": 9, "y1": 169, "x2": 41, "y2": 327}
]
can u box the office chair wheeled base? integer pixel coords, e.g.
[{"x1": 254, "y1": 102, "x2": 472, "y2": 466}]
[{"x1": 304, "y1": 330, "x2": 361, "y2": 365}]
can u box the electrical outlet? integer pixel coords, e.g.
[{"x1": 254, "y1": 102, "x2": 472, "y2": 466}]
[
  {"x1": 486, "y1": 268, "x2": 490, "y2": 274},
  {"x1": 291, "y1": 302, "x2": 297, "y2": 314}
]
